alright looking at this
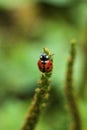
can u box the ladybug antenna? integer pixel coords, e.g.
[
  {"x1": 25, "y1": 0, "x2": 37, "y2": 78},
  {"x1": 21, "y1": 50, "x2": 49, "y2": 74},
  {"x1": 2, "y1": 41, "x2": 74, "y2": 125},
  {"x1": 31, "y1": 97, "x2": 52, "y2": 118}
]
[{"x1": 49, "y1": 54, "x2": 54, "y2": 60}]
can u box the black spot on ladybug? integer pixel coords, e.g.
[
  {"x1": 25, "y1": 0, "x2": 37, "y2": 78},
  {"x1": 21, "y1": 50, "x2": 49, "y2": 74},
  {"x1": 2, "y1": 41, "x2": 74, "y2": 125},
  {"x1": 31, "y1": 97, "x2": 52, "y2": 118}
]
[
  {"x1": 50, "y1": 63, "x2": 52, "y2": 65},
  {"x1": 47, "y1": 67, "x2": 50, "y2": 70}
]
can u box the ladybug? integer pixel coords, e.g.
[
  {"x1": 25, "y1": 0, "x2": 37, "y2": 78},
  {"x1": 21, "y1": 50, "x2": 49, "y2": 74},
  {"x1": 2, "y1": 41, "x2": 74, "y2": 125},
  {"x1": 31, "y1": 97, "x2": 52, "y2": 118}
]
[{"x1": 38, "y1": 53, "x2": 53, "y2": 73}]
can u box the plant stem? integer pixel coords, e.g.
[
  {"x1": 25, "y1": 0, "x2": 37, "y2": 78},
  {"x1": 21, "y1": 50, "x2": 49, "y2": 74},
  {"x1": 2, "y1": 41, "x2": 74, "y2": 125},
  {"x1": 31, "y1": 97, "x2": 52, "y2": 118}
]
[
  {"x1": 79, "y1": 19, "x2": 87, "y2": 98},
  {"x1": 64, "y1": 40, "x2": 82, "y2": 130},
  {"x1": 20, "y1": 73, "x2": 51, "y2": 130}
]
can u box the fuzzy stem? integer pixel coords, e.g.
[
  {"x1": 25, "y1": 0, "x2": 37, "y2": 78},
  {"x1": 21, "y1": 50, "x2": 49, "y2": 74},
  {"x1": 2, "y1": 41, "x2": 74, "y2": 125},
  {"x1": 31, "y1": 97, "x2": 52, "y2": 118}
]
[
  {"x1": 79, "y1": 18, "x2": 87, "y2": 98},
  {"x1": 20, "y1": 73, "x2": 52, "y2": 130},
  {"x1": 65, "y1": 40, "x2": 82, "y2": 130}
]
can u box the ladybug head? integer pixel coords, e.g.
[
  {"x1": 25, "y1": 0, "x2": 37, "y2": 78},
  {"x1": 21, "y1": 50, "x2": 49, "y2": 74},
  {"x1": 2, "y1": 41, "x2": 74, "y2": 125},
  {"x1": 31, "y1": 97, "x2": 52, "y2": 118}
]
[{"x1": 40, "y1": 53, "x2": 49, "y2": 61}]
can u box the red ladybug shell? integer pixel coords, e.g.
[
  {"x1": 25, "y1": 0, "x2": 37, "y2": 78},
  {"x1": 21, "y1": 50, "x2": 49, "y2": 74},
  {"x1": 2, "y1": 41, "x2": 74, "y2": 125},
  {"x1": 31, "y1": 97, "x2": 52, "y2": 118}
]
[{"x1": 38, "y1": 60, "x2": 53, "y2": 73}]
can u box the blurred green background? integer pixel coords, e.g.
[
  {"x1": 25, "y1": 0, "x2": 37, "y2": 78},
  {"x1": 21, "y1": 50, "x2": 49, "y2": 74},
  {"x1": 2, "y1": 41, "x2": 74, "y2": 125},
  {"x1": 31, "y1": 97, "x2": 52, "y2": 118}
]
[{"x1": 0, "y1": 0, "x2": 87, "y2": 130}]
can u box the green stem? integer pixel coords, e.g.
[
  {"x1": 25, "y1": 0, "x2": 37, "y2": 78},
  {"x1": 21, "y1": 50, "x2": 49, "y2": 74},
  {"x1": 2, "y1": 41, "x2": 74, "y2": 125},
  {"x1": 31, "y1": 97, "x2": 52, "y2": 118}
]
[
  {"x1": 65, "y1": 40, "x2": 82, "y2": 130},
  {"x1": 20, "y1": 72, "x2": 52, "y2": 130}
]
